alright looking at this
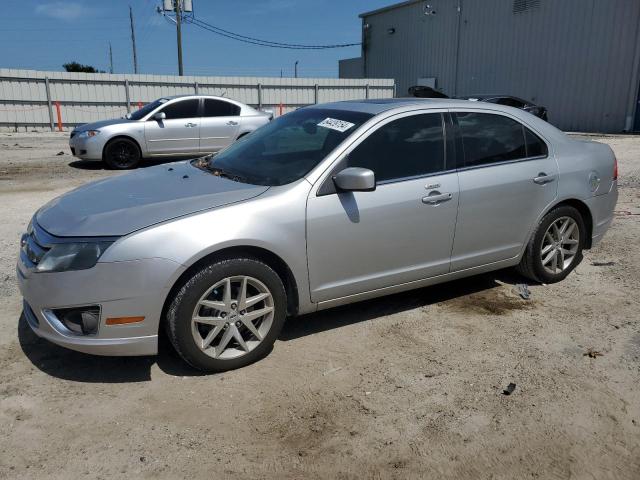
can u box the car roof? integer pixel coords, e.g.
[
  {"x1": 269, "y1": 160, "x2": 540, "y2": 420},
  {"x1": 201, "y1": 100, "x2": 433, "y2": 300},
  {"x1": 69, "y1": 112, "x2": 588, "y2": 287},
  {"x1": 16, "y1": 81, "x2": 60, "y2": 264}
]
[
  {"x1": 309, "y1": 97, "x2": 539, "y2": 115},
  {"x1": 309, "y1": 98, "x2": 481, "y2": 115}
]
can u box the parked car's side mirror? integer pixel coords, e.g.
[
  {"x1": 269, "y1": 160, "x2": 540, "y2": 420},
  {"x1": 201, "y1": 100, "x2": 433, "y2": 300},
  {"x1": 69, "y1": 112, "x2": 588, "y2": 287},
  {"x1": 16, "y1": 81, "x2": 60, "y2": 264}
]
[
  {"x1": 333, "y1": 167, "x2": 376, "y2": 192},
  {"x1": 154, "y1": 112, "x2": 166, "y2": 121}
]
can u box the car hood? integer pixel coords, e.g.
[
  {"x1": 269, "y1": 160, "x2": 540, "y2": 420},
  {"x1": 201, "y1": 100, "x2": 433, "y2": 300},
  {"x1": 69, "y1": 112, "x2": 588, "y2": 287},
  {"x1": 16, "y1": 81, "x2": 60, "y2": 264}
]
[
  {"x1": 36, "y1": 161, "x2": 269, "y2": 237},
  {"x1": 73, "y1": 118, "x2": 135, "y2": 132}
]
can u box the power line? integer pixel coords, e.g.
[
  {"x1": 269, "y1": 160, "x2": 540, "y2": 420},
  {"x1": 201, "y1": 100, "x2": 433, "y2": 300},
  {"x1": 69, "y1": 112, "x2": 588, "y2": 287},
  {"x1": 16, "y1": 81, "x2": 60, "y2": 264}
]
[{"x1": 187, "y1": 17, "x2": 360, "y2": 50}]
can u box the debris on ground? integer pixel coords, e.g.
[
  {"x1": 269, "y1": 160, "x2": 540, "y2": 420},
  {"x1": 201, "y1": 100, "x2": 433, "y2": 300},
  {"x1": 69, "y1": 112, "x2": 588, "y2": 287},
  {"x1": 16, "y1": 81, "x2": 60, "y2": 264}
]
[
  {"x1": 322, "y1": 366, "x2": 342, "y2": 376},
  {"x1": 503, "y1": 383, "x2": 517, "y2": 395},
  {"x1": 584, "y1": 349, "x2": 604, "y2": 359},
  {"x1": 592, "y1": 261, "x2": 616, "y2": 266},
  {"x1": 515, "y1": 283, "x2": 531, "y2": 300}
]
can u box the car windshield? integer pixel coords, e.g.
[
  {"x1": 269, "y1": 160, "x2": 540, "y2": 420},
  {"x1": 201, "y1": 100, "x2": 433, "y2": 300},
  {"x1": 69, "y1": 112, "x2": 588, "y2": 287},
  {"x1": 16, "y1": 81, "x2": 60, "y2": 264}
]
[
  {"x1": 207, "y1": 108, "x2": 373, "y2": 186},
  {"x1": 128, "y1": 98, "x2": 168, "y2": 120}
]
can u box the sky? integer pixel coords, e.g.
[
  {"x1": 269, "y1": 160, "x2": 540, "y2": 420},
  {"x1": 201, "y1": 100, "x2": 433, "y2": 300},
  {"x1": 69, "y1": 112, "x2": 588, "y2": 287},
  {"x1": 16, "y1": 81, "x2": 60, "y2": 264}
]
[{"x1": 0, "y1": 0, "x2": 393, "y2": 78}]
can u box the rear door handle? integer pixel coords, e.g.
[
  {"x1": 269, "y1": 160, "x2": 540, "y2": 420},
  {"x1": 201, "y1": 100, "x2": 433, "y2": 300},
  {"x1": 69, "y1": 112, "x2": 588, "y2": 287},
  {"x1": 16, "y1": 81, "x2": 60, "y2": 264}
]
[
  {"x1": 227, "y1": 121, "x2": 238, "y2": 126},
  {"x1": 533, "y1": 172, "x2": 555, "y2": 185},
  {"x1": 422, "y1": 192, "x2": 453, "y2": 205}
]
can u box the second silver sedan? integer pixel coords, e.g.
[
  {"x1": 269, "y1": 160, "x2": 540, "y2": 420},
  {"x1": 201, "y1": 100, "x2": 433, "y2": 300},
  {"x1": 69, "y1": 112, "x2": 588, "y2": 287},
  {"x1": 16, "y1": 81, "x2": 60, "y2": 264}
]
[{"x1": 69, "y1": 95, "x2": 272, "y2": 169}]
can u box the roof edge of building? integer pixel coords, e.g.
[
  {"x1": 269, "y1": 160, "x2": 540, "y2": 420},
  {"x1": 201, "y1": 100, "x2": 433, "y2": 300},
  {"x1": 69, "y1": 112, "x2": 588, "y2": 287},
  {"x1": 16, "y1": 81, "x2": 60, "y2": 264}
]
[{"x1": 359, "y1": 0, "x2": 423, "y2": 19}]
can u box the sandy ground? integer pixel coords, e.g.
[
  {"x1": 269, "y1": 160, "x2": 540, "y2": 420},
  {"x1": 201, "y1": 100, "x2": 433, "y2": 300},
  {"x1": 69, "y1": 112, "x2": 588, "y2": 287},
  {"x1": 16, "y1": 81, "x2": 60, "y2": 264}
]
[{"x1": 0, "y1": 131, "x2": 639, "y2": 479}]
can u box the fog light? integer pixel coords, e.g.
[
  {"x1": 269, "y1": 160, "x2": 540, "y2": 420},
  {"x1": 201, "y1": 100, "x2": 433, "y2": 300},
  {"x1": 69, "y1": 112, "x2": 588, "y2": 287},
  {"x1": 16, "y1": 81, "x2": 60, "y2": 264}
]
[{"x1": 53, "y1": 306, "x2": 100, "y2": 335}]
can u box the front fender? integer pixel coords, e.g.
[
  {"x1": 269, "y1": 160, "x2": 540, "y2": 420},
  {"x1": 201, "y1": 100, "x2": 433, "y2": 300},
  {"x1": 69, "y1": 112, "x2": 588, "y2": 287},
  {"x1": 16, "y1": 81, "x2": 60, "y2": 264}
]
[{"x1": 100, "y1": 180, "x2": 314, "y2": 313}]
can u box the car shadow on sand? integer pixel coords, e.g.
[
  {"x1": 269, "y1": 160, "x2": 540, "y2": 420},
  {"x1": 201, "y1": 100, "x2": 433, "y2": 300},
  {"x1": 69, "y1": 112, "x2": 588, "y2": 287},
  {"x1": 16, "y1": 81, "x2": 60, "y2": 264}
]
[
  {"x1": 279, "y1": 270, "x2": 524, "y2": 341},
  {"x1": 17, "y1": 315, "x2": 205, "y2": 382},
  {"x1": 18, "y1": 269, "x2": 524, "y2": 382}
]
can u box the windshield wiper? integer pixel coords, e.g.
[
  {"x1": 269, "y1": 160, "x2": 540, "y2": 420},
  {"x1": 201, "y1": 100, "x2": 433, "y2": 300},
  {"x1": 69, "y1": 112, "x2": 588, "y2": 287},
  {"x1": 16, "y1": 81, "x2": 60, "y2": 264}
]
[{"x1": 206, "y1": 165, "x2": 247, "y2": 183}]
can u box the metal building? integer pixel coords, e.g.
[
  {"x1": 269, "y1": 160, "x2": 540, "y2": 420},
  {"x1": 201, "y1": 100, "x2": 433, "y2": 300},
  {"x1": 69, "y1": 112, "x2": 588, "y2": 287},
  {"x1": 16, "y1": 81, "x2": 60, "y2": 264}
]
[{"x1": 339, "y1": 0, "x2": 640, "y2": 133}]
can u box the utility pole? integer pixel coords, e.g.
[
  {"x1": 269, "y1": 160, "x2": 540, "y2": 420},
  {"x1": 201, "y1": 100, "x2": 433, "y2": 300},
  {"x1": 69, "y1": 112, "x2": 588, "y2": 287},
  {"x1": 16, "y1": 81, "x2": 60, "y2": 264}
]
[
  {"x1": 129, "y1": 6, "x2": 138, "y2": 74},
  {"x1": 176, "y1": 0, "x2": 184, "y2": 76},
  {"x1": 294, "y1": 60, "x2": 299, "y2": 78},
  {"x1": 109, "y1": 42, "x2": 114, "y2": 74}
]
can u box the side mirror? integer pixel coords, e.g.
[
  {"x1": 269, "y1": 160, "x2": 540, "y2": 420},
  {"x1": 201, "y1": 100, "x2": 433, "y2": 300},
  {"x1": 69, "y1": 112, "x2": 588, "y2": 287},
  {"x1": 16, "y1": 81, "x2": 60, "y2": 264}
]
[
  {"x1": 154, "y1": 112, "x2": 166, "y2": 121},
  {"x1": 125, "y1": 113, "x2": 132, "y2": 119},
  {"x1": 333, "y1": 167, "x2": 376, "y2": 192}
]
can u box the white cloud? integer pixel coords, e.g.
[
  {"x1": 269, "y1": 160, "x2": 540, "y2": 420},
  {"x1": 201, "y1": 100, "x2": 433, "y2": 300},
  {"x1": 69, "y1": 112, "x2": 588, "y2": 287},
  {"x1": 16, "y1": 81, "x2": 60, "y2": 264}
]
[{"x1": 35, "y1": 2, "x2": 89, "y2": 21}]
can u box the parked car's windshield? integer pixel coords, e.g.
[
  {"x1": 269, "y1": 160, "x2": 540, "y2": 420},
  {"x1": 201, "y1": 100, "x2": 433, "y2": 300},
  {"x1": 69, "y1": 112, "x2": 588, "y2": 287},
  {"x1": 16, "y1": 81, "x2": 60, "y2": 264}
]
[
  {"x1": 208, "y1": 108, "x2": 373, "y2": 186},
  {"x1": 128, "y1": 98, "x2": 168, "y2": 120}
]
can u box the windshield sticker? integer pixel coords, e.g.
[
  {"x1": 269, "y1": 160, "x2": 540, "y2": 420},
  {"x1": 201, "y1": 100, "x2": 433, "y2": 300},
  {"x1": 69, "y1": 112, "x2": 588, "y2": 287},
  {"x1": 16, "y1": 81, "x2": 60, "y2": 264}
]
[{"x1": 317, "y1": 118, "x2": 356, "y2": 133}]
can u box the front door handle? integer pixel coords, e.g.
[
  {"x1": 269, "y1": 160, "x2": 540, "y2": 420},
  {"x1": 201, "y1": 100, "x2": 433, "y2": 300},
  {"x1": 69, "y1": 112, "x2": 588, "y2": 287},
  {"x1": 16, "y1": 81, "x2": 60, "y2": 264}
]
[
  {"x1": 184, "y1": 122, "x2": 197, "y2": 128},
  {"x1": 227, "y1": 120, "x2": 238, "y2": 126},
  {"x1": 422, "y1": 192, "x2": 453, "y2": 205},
  {"x1": 533, "y1": 172, "x2": 555, "y2": 185}
]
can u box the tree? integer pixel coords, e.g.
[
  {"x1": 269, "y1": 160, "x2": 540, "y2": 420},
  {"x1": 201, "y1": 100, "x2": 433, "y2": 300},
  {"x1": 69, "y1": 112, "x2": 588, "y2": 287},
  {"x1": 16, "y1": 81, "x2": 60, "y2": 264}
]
[{"x1": 62, "y1": 62, "x2": 105, "y2": 73}]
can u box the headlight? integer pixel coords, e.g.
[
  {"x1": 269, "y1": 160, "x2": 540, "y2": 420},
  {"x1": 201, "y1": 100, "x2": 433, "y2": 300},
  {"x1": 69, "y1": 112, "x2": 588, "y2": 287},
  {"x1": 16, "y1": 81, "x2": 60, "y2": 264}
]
[
  {"x1": 36, "y1": 242, "x2": 112, "y2": 273},
  {"x1": 78, "y1": 130, "x2": 100, "y2": 138}
]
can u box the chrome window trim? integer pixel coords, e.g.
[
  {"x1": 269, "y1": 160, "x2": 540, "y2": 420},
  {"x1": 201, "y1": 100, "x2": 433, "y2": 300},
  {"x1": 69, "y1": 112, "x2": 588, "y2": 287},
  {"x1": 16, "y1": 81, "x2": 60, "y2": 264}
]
[{"x1": 456, "y1": 154, "x2": 549, "y2": 173}]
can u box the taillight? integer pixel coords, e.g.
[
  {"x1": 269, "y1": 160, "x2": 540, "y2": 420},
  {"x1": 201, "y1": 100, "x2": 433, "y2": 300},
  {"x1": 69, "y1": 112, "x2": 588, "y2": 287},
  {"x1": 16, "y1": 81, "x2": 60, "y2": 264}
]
[{"x1": 613, "y1": 155, "x2": 618, "y2": 181}]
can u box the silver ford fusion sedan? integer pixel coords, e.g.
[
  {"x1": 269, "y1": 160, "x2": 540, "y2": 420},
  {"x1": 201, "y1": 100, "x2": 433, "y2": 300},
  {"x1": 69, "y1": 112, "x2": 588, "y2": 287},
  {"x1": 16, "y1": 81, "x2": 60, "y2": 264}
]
[
  {"x1": 19, "y1": 99, "x2": 618, "y2": 372},
  {"x1": 69, "y1": 95, "x2": 271, "y2": 169}
]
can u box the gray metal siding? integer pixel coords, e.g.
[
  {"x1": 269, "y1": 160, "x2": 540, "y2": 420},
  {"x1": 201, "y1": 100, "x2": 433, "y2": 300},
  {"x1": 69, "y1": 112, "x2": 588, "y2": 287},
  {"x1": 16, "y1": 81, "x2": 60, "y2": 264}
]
[
  {"x1": 339, "y1": 57, "x2": 364, "y2": 78},
  {"x1": 362, "y1": 0, "x2": 640, "y2": 132}
]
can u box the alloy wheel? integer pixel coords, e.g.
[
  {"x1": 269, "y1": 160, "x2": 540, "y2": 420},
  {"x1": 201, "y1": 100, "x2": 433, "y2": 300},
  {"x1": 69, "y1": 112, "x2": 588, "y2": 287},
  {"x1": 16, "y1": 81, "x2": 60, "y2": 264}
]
[
  {"x1": 111, "y1": 142, "x2": 136, "y2": 168},
  {"x1": 540, "y1": 216, "x2": 580, "y2": 274},
  {"x1": 191, "y1": 275, "x2": 274, "y2": 360}
]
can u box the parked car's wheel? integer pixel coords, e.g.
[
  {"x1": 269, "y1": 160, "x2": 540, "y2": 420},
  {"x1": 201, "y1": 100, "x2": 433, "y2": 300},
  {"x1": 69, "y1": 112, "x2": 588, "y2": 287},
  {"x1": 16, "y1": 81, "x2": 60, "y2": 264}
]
[
  {"x1": 166, "y1": 257, "x2": 287, "y2": 372},
  {"x1": 103, "y1": 137, "x2": 141, "y2": 169},
  {"x1": 517, "y1": 205, "x2": 585, "y2": 283}
]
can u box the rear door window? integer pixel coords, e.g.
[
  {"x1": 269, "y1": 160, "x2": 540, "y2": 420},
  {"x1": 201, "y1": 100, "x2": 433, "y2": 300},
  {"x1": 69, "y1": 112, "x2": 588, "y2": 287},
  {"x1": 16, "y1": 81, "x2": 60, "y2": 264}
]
[
  {"x1": 456, "y1": 112, "x2": 527, "y2": 167},
  {"x1": 160, "y1": 99, "x2": 199, "y2": 119},
  {"x1": 203, "y1": 99, "x2": 240, "y2": 117}
]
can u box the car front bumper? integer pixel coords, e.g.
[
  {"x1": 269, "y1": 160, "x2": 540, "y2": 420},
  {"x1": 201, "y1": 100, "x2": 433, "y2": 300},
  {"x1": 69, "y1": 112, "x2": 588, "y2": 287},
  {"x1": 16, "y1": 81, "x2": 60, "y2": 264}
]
[
  {"x1": 69, "y1": 134, "x2": 105, "y2": 161},
  {"x1": 17, "y1": 255, "x2": 184, "y2": 356}
]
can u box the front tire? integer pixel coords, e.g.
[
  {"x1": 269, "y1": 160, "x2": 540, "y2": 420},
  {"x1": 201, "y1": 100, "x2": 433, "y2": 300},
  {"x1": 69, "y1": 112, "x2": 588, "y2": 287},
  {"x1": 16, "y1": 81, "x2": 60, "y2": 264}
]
[
  {"x1": 517, "y1": 205, "x2": 585, "y2": 284},
  {"x1": 103, "y1": 137, "x2": 141, "y2": 169},
  {"x1": 166, "y1": 257, "x2": 287, "y2": 372}
]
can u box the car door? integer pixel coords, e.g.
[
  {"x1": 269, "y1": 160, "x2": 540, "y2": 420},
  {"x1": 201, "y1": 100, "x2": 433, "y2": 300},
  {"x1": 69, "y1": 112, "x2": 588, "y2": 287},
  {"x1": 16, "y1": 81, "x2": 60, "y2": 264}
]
[
  {"x1": 199, "y1": 98, "x2": 241, "y2": 153},
  {"x1": 144, "y1": 98, "x2": 200, "y2": 155},
  {"x1": 450, "y1": 110, "x2": 558, "y2": 271},
  {"x1": 306, "y1": 111, "x2": 460, "y2": 303}
]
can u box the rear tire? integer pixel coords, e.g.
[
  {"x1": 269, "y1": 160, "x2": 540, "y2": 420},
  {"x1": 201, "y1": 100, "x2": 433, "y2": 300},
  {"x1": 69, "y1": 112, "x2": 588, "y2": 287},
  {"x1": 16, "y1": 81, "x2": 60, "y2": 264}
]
[
  {"x1": 103, "y1": 138, "x2": 141, "y2": 169},
  {"x1": 517, "y1": 205, "x2": 585, "y2": 284},
  {"x1": 166, "y1": 257, "x2": 287, "y2": 372}
]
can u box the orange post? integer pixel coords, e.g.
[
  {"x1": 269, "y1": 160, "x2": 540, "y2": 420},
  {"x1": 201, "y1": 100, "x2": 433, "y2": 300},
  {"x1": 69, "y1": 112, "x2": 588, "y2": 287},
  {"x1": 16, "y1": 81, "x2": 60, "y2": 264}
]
[
  {"x1": 278, "y1": 102, "x2": 283, "y2": 116},
  {"x1": 54, "y1": 101, "x2": 62, "y2": 132}
]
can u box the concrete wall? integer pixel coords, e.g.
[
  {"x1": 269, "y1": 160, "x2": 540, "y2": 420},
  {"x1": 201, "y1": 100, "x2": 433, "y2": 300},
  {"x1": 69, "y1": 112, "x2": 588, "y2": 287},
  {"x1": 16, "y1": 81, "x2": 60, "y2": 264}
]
[
  {"x1": 0, "y1": 69, "x2": 395, "y2": 131},
  {"x1": 356, "y1": 0, "x2": 640, "y2": 132}
]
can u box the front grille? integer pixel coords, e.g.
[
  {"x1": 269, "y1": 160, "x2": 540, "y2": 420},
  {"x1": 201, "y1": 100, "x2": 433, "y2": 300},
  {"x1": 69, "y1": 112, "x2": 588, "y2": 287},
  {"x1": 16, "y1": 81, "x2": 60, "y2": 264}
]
[{"x1": 21, "y1": 224, "x2": 51, "y2": 268}]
